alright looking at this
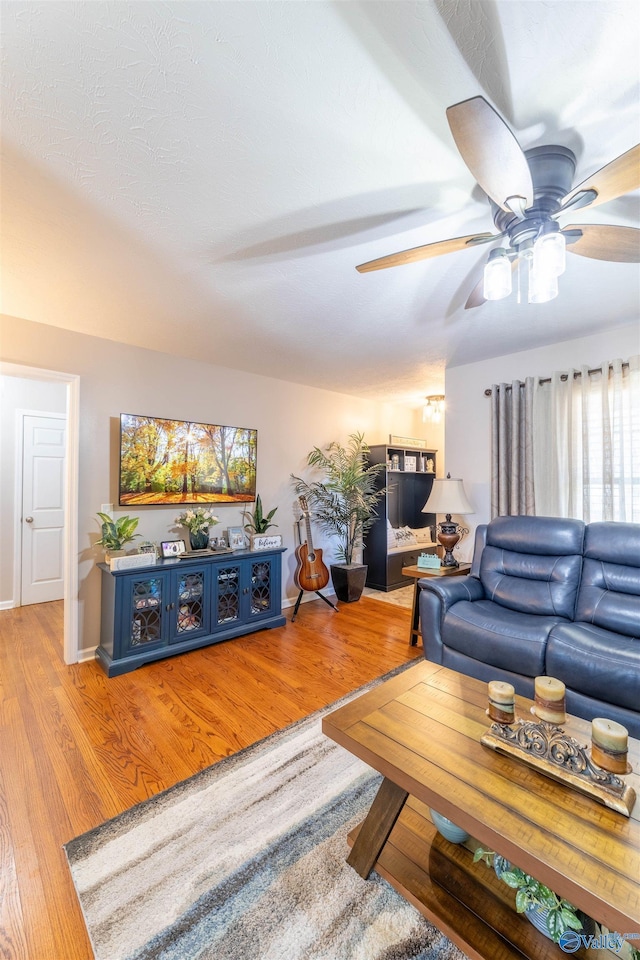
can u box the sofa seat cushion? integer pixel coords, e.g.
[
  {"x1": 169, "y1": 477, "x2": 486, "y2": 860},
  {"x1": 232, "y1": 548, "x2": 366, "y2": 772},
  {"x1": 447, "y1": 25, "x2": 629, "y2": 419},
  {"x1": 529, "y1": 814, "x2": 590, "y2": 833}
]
[
  {"x1": 546, "y1": 622, "x2": 640, "y2": 713},
  {"x1": 443, "y1": 599, "x2": 565, "y2": 677}
]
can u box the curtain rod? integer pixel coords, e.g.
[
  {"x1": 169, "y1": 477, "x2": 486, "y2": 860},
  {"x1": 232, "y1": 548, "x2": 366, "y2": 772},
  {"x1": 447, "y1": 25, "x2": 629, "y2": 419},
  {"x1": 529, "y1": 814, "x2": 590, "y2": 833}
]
[{"x1": 483, "y1": 361, "x2": 630, "y2": 397}]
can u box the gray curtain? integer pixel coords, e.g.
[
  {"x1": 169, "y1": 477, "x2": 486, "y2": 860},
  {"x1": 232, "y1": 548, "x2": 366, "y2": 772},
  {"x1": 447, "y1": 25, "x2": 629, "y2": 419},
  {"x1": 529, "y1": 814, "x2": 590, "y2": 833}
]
[{"x1": 490, "y1": 379, "x2": 536, "y2": 518}]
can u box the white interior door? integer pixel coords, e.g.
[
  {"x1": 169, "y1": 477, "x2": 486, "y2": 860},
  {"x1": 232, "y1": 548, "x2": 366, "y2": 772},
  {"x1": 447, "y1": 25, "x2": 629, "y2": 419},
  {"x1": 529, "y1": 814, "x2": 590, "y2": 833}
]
[{"x1": 21, "y1": 415, "x2": 66, "y2": 605}]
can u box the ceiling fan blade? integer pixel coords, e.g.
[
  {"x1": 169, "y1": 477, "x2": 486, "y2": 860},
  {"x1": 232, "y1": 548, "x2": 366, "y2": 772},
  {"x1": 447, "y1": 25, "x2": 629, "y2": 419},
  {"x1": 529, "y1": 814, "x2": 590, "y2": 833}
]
[
  {"x1": 355, "y1": 232, "x2": 496, "y2": 273},
  {"x1": 561, "y1": 144, "x2": 640, "y2": 211},
  {"x1": 465, "y1": 277, "x2": 487, "y2": 309},
  {"x1": 446, "y1": 96, "x2": 534, "y2": 212},
  {"x1": 564, "y1": 224, "x2": 640, "y2": 262}
]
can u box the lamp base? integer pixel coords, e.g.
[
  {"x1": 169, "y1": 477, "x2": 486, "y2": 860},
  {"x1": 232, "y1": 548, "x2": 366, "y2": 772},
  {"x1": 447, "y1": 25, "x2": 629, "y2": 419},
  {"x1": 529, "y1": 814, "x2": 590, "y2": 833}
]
[{"x1": 436, "y1": 516, "x2": 466, "y2": 568}]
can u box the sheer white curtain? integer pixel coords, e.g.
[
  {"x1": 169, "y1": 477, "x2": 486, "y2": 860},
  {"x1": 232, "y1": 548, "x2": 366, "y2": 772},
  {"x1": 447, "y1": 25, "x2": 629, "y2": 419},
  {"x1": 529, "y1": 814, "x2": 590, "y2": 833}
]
[{"x1": 534, "y1": 356, "x2": 640, "y2": 521}]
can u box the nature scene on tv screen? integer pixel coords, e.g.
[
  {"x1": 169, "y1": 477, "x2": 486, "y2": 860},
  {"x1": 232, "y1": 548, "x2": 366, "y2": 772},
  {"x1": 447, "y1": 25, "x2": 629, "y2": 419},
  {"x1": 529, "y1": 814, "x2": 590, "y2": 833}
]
[{"x1": 119, "y1": 415, "x2": 257, "y2": 505}]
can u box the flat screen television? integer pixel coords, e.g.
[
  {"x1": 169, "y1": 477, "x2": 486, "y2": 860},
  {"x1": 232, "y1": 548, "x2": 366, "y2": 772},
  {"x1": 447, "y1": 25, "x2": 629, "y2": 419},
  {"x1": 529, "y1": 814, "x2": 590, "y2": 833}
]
[{"x1": 119, "y1": 414, "x2": 257, "y2": 506}]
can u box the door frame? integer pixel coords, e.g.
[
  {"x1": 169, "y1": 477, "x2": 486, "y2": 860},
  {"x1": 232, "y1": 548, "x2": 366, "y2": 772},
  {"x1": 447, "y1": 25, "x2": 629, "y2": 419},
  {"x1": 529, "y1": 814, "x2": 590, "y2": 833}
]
[{"x1": 1, "y1": 361, "x2": 80, "y2": 664}]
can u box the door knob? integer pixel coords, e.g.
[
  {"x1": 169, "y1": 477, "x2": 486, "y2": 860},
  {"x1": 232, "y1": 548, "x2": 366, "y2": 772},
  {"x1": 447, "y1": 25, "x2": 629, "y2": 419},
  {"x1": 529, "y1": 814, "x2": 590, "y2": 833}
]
[{"x1": 25, "y1": 516, "x2": 34, "y2": 523}]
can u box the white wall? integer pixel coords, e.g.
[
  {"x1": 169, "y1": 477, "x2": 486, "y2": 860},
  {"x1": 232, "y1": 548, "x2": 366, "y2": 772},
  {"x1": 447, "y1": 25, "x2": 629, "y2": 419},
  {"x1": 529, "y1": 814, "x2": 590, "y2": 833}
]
[
  {"x1": 444, "y1": 321, "x2": 640, "y2": 561},
  {"x1": 0, "y1": 375, "x2": 67, "y2": 605},
  {"x1": 0, "y1": 313, "x2": 428, "y2": 653}
]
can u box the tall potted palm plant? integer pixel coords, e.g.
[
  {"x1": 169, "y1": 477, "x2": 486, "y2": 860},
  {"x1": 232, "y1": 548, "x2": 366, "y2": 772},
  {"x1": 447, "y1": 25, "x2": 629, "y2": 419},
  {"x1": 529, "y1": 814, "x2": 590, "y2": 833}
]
[{"x1": 291, "y1": 432, "x2": 385, "y2": 602}]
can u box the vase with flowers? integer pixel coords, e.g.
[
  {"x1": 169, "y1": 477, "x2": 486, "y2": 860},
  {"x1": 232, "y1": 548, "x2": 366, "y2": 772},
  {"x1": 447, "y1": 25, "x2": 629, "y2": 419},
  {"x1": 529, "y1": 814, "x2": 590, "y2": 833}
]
[{"x1": 175, "y1": 507, "x2": 219, "y2": 550}]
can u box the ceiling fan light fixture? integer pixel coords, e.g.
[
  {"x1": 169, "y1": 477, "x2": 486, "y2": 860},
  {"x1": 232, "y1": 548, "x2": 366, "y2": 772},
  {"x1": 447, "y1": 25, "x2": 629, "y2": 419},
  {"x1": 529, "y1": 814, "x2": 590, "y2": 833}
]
[
  {"x1": 533, "y1": 222, "x2": 566, "y2": 277},
  {"x1": 483, "y1": 249, "x2": 512, "y2": 300},
  {"x1": 528, "y1": 258, "x2": 559, "y2": 304}
]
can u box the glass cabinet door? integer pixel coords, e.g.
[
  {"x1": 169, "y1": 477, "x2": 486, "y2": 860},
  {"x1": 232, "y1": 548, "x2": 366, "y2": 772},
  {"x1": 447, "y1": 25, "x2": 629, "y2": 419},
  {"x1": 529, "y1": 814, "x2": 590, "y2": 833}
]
[
  {"x1": 170, "y1": 566, "x2": 210, "y2": 643},
  {"x1": 215, "y1": 563, "x2": 242, "y2": 628},
  {"x1": 125, "y1": 574, "x2": 167, "y2": 651},
  {"x1": 248, "y1": 557, "x2": 275, "y2": 619}
]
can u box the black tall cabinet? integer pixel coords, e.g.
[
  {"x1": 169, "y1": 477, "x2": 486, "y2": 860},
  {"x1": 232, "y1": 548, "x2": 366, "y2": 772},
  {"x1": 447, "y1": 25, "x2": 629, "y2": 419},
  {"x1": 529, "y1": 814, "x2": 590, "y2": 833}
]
[{"x1": 364, "y1": 443, "x2": 438, "y2": 591}]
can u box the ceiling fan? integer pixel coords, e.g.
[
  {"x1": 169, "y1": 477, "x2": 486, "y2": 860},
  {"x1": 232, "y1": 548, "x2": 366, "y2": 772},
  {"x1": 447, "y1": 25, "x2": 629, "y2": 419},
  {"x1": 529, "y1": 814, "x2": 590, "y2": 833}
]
[{"x1": 356, "y1": 96, "x2": 640, "y2": 307}]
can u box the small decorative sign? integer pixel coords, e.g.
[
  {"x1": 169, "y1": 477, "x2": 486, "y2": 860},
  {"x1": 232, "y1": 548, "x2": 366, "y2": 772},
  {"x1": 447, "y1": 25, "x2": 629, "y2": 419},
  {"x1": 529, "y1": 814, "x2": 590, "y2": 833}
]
[
  {"x1": 417, "y1": 553, "x2": 441, "y2": 569},
  {"x1": 109, "y1": 552, "x2": 157, "y2": 571},
  {"x1": 250, "y1": 534, "x2": 283, "y2": 551},
  {"x1": 389, "y1": 435, "x2": 429, "y2": 449}
]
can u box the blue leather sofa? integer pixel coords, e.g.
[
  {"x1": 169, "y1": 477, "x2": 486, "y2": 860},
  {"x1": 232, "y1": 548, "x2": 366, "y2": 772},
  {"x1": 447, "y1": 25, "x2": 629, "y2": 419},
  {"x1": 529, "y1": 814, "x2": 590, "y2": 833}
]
[{"x1": 419, "y1": 515, "x2": 640, "y2": 738}]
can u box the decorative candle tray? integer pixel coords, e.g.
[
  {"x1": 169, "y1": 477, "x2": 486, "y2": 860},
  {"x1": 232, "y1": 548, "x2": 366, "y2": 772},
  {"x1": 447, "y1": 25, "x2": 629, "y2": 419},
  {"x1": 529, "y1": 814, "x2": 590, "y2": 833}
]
[{"x1": 481, "y1": 718, "x2": 636, "y2": 816}]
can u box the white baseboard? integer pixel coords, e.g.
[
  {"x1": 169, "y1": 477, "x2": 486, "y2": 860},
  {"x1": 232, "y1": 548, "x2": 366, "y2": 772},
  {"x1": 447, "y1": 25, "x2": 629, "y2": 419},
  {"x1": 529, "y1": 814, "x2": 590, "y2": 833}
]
[
  {"x1": 282, "y1": 589, "x2": 337, "y2": 609},
  {"x1": 0, "y1": 599, "x2": 15, "y2": 610},
  {"x1": 77, "y1": 646, "x2": 98, "y2": 663}
]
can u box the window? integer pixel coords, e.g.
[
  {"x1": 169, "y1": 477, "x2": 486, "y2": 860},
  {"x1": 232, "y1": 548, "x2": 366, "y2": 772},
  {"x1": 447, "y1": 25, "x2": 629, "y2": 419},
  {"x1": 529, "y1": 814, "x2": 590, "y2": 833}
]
[{"x1": 533, "y1": 356, "x2": 640, "y2": 522}]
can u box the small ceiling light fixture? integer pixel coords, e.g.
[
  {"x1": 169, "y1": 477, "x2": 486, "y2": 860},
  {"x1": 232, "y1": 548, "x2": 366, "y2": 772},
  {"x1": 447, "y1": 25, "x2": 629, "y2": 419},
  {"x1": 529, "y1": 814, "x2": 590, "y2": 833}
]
[
  {"x1": 533, "y1": 221, "x2": 566, "y2": 277},
  {"x1": 483, "y1": 219, "x2": 566, "y2": 306},
  {"x1": 483, "y1": 248, "x2": 512, "y2": 300},
  {"x1": 423, "y1": 395, "x2": 445, "y2": 422}
]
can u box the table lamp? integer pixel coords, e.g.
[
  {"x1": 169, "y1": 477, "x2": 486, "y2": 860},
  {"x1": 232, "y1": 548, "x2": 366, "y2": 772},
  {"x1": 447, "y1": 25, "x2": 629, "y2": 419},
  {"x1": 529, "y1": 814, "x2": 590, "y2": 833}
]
[{"x1": 421, "y1": 473, "x2": 473, "y2": 568}]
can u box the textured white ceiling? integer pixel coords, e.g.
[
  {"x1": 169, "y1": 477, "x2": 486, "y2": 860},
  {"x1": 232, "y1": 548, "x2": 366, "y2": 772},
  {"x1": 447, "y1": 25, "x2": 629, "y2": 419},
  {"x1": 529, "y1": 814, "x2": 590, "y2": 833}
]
[{"x1": 1, "y1": 1, "x2": 639, "y2": 405}]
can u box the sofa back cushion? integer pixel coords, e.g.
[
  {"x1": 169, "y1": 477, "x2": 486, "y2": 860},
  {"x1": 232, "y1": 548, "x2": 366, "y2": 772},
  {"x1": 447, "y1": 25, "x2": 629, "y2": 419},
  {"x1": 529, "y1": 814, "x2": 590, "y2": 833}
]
[
  {"x1": 479, "y1": 516, "x2": 585, "y2": 618},
  {"x1": 575, "y1": 521, "x2": 640, "y2": 637}
]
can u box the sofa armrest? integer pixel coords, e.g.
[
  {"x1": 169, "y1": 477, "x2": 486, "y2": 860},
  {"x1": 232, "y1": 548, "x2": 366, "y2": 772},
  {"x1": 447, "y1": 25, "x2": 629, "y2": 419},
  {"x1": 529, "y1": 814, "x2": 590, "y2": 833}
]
[{"x1": 419, "y1": 575, "x2": 485, "y2": 663}]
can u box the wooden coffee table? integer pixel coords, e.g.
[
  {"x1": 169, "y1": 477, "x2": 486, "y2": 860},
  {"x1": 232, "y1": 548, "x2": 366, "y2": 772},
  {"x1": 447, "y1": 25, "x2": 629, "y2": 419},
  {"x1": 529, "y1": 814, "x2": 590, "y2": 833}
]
[{"x1": 322, "y1": 662, "x2": 640, "y2": 960}]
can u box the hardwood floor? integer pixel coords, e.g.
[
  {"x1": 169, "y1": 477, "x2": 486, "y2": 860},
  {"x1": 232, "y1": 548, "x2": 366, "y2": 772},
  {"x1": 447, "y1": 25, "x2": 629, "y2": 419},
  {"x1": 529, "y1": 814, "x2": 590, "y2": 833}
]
[{"x1": 0, "y1": 594, "x2": 421, "y2": 960}]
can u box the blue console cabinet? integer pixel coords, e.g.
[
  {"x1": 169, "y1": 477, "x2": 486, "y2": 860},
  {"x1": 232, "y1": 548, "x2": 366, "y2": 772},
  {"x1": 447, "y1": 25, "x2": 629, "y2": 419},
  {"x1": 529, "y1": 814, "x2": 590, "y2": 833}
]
[{"x1": 97, "y1": 548, "x2": 286, "y2": 676}]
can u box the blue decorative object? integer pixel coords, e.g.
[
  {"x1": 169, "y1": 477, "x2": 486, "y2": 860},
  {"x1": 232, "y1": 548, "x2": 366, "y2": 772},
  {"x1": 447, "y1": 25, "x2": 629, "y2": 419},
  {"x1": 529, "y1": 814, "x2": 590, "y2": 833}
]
[
  {"x1": 525, "y1": 906, "x2": 552, "y2": 939},
  {"x1": 189, "y1": 530, "x2": 209, "y2": 550},
  {"x1": 429, "y1": 809, "x2": 470, "y2": 844}
]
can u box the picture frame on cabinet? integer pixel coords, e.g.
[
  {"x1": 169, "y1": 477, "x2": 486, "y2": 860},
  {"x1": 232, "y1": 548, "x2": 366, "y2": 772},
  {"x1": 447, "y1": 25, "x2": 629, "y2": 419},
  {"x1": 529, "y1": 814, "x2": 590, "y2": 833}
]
[
  {"x1": 138, "y1": 541, "x2": 157, "y2": 556},
  {"x1": 160, "y1": 539, "x2": 186, "y2": 558},
  {"x1": 227, "y1": 527, "x2": 246, "y2": 550}
]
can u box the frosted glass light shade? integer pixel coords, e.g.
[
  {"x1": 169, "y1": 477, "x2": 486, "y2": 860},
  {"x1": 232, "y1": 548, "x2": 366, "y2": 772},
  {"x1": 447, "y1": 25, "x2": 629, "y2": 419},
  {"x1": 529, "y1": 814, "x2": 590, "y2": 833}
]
[
  {"x1": 422, "y1": 477, "x2": 473, "y2": 515},
  {"x1": 483, "y1": 251, "x2": 512, "y2": 301},
  {"x1": 528, "y1": 261, "x2": 558, "y2": 304},
  {"x1": 533, "y1": 230, "x2": 566, "y2": 277}
]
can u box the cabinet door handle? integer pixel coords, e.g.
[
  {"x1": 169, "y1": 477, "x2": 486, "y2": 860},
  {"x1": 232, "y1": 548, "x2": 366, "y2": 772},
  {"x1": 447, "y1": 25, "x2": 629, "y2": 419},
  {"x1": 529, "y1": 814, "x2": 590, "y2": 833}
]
[
  {"x1": 166, "y1": 602, "x2": 175, "y2": 611},
  {"x1": 243, "y1": 587, "x2": 249, "y2": 595}
]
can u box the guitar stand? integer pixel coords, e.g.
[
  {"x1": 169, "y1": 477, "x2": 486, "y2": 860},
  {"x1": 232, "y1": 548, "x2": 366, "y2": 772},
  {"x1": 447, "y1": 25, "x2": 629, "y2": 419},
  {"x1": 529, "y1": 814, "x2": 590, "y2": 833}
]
[{"x1": 291, "y1": 588, "x2": 338, "y2": 623}]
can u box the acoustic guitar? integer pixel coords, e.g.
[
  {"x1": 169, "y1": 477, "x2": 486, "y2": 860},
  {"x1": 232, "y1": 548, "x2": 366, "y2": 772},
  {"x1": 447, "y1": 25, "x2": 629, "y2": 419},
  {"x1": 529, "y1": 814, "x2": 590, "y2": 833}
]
[{"x1": 294, "y1": 496, "x2": 330, "y2": 593}]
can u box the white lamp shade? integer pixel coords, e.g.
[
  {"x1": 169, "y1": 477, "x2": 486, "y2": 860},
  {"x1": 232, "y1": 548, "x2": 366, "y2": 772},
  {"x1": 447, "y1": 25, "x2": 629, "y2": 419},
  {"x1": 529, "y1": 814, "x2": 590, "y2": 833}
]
[{"x1": 422, "y1": 477, "x2": 473, "y2": 515}]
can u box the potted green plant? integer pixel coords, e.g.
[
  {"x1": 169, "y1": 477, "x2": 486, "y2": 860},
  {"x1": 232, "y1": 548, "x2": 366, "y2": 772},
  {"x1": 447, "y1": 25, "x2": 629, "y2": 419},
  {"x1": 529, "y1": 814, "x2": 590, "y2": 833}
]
[
  {"x1": 291, "y1": 432, "x2": 385, "y2": 602},
  {"x1": 95, "y1": 512, "x2": 141, "y2": 562},
  {"x1": 473, "y1": 848, "x2": 588, "y2": 943},
  {"x1": 243, "y1": 494, "x2": 278, "y2": 535}
]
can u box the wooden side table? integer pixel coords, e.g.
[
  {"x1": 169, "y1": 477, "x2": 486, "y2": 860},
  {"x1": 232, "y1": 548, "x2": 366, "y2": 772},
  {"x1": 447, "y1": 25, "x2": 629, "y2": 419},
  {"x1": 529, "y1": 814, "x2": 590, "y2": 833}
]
[{"x1": 401, "y1": 563, "x2": 471, "y2": 646}]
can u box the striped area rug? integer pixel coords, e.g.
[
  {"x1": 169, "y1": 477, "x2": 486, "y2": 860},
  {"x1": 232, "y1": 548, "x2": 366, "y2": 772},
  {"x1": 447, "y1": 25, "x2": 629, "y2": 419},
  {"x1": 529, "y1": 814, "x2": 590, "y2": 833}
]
[{"x1": 65, "y1": 668, "x2": 468, "y2": 960}]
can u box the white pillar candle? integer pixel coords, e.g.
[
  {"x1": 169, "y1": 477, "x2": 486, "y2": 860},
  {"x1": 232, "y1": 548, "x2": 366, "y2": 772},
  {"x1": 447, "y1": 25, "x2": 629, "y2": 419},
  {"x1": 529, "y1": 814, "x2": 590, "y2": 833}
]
[
  {"x1": 591, "y1": 718, "x2": 629, "y2": 774},
  {"x1": 535, "y1": 677, "x2": 565, "y2": 701},
  {"x1": 488, "y1": 680, "x2": 515, "y2": 723},
  {"x1": 488, "y1": 681, "x2": 515, "y2": 704},
  {"x1": 533, "y1": 676, "x2": 566, "y2": 724},
  {"x1": 592, "y1": 718, "x2": 628, "y2": 752}
]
